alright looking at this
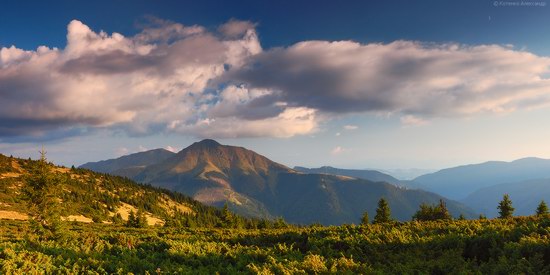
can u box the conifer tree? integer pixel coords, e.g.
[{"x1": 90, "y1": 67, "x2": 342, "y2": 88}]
[
  {"x1": 221, "y1": 203, "x2": 234, "y2": 228},
  {"x1": 497, "y1": 194, "x2": 514, "y2": 219},
  {"x1": 361, "y1": 211, "x2": 369, "y2": 225},
  {"x1": 536, "y1": 200, "x2": 548, "y2": 216},
  {"x1": 373, "y1": 198, "x2": 392, "y2": 224},
  {"x1": 23, "y1": 147, "x2": 64, "y2": 239},
  {"x1": 412, "y1": 200, "x2": 452, "y2": 221}
]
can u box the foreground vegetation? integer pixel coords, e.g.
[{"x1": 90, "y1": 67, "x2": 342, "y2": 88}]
[
  {"x1": 2, "y1": 153, "x2": 550, "y2": 273},
  {"x1": 1, "y1": 216, "x2": 550, "y2": 274}
]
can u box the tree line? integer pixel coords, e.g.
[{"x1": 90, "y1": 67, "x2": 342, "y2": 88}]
[{"x1": 360, "y1": 195, "x2": 549, "y2": 225}]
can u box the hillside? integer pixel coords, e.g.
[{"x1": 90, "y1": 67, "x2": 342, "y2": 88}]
[
  {"x1": 294, "y1": 166, "x2": 403, "y2": 186},
  {"x1": 3, "y1": 216, "x2": 550, "y2": 274},
  {"x1": 410, "y1": 157, "x2": 550, "y2": 200},
  {"x1": 80, "y1": 149, "x2": 175, "y2": 178},
  {"x1": 88, "y1": 139, "x2": 476, "y2": 224},
  {"x1": 0, "y1": 153, "x2": 260, "y2": 228},
  {"x1": 462, "y1": 178, "x2": 550, "y2": 218}
]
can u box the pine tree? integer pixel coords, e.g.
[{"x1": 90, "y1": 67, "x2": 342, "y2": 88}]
[
  {"x1": 126, "y1": 210, "x2": 136, "y2": 227},
  {"x1": 536, "y1": 200, "x2": 548, "y2": 216},
  {"x1": 373, "y1": 198, "x2": 392, "y2": 224},
  {"x1": 221, "y1": 203, "x2": 234, "y2": 228},
  {"x1": 23, "y1": 147, "x2": 64, "y2": 240},
  {"x1": 412, "y1": 199, "x2": 452, "y2": 221},
  {"x1": 497, "y1": 194, "x2": 514, "y2": 219},
  {"x1": 434, "y1": 199, "x2": 452, "y2": 220},
  {"x1": 458, "y1": 214, "x2": 466, "y2": 220},
  {"x1": 361, "y1": 211, "x2": 369, "y2": 225},
  {"x1": 126, "y1": 210, "x2": 147, "y2": 228}
]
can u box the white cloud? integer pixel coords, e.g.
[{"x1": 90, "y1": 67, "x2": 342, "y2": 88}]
[
  {"x1": 331, "y1": 146, "x2": 345, "y2": 155},
  {"x1": 3, "y1": 18, "x2": 550, "y2": 142},
  {"x1": 400, "y1": 115, "x2": 429, "y2": 127},
  {"x1": 164, "y1": 145, "x2": 179, "y2": 153},
  {"x1": 343, "y1": 125, "x2": 359, "y2": 130},
  {"x1": 0, "y1": 19, "x2": 316, "y2": 140},
  {"x1": 228, "y1": 40, "x2": 550, "y2": 118},
  {"x1": 115, "y1": 147, "x2": 129, "y2": 156},
  {"x1": 174, "y1": 107, "x2": 318, "y2": 138}
]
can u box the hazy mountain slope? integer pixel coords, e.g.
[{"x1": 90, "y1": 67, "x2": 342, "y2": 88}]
[
  {"x1": 410, "y1": 157, "x2": 550, "y2": 200},
  {"x1": 294, "y1": 166, "x2": 403, "y2": 186},
  {"x1": 462, "y1": 179, "x2": 550, "y2": 218},
  {"x1": 80, "y1": 149, "x2": 175, "y2": 178},
  {"x1": 133, "y1": 139, "x2": 475, "y2": 224},
  {"x1": 271, "y1": 172, "x2": 473, "y2": 224},
  {"x1": 377, "y1": 168, "x2": 435, "y2": 181}
]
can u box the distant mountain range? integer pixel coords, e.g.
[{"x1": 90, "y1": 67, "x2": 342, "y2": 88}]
[
  {"x1": 409, "y1": 157, "x2": 550, "y2": 201},
  {"x1": 294, "y1": 166, "x2": 403, "y2": 186},
  {"x1": 462, "y1": 179, "x2": 550, "y2": 218},
  {"x1": 377, "y1": 168, "x2": 435, "y2": 181},
  {"x1": 81, "y1": 139, "x2": 475, "y2": 224},
  {"x1": 81, "y1": 149, "x2": 175, "y2": 178}
]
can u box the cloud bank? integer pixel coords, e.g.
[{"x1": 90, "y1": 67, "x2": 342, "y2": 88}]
[{"x1": 1, "y1": 19, "x2": 550, "y2": 141}]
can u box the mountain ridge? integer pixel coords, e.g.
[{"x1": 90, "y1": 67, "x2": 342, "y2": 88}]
[
  {"x1": 410, "y1": 157, "x2": 550, "y2": 200},
  {"x1": 81, "y1": 139, "x2": 476, "y2": 224},
  {"x1": 80, "y1": 148, "x2": 175, "y2": 178},
  {"x1": 294, "y1": 166, "x2": 403, "y2": 186}
]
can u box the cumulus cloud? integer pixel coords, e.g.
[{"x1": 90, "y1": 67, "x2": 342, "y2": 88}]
[
  {"x1": 218, "y1": 19, "x2": 257, "y2": 38},
  {"x1": 164, "y1": 145, "x2": 179, "y2": 153},
  {"x1": 0, "y1": 19, "x2": 314, "y2": 141},
  {"x1": 115, "y1": 147, "x2": 129, "y2": 156},
  {"x1": 400, "y1": 115, "x2": 429, "y2": 127},
  {"x1": 331, "y1": 146, "x2": 345, "y2": 155},
  {"x1": 226, "y1": 40, "x2": 550, "y2": 119},
  {"x1": 2, "y1": 18, "x2": 550, "y2": 142}
]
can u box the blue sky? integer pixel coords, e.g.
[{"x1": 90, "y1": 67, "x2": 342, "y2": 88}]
[{"x1": 1, "y1": 0, "x2": 550, "y2": 172}]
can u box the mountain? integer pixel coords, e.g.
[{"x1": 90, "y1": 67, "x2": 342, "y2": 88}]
[
  {"x1": 0, "y1": 153, "x2": 233, "y2": 227},
  {"x1": 294, "y1": 166, "x2": 403, "y2": 186},
  {"x1": 462, "y1": 179, "x2": 550, "y2": 218},
  {"x1": 121, "y1": 139, "x2": 475, "y2": 224},
  {"x1": 80, "y1": 148, "x2": 175, "y2": 178},
  {"x1": 410, "y1": 157, "x2": 550, "y2": 200},
  {"x1": 377, "y1": 168, "x2": 435, "y2": 181}
]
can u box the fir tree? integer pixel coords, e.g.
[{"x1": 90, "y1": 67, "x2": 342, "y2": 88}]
[
  {"x1": 497, "y1": 194, "x2": 514, "y2": 219},
  {"x1": 536, "y1": 200, "x2": 548, "y2": 216},
  {"x1": 126, "y1": 210, "x2": 147, "y2": 228},
  {"x1": 221, "y1": 203, "x2": 234, "y2": 228},
  {"x1": 361, "y1": 211, "x2": 369, "y2": 225},
  {"x1": 23, "y1": 147, "x2": 64, "y2": 240},
  {"x1": 373, "y1": 198, "x2": 392, "y2": 224},
  {"x1": 413, "y1": 200, "x2": 452, "y2": 221}
]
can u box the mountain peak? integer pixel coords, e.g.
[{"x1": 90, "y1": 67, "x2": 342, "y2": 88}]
[{"x1": 192, "y1": 139, "x2": 221, "y2": 148}]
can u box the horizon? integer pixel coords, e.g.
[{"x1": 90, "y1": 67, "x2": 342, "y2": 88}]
[
  {"x1": 5, "y1": 138, "x2": 550, "y2": 179},
  {"x1": 2, "y1": 1, "x2": 550, "y2": 171}
]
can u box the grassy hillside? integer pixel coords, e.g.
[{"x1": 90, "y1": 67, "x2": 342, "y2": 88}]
[
  {"x1": 1, "y1": 216, "x2": 549, "y2": 273},
  {"x1": 0, "y1": 154, "x2": 275, "y2": 229}
]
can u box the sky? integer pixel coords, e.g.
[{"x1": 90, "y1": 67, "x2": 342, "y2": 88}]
[{"x1": 1, "y1": 0, "x2": 550, "y2": 172}]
